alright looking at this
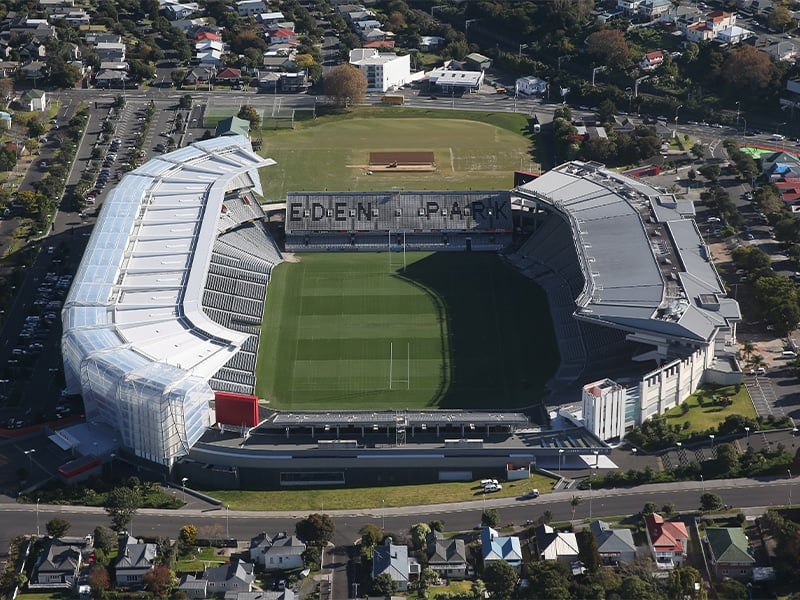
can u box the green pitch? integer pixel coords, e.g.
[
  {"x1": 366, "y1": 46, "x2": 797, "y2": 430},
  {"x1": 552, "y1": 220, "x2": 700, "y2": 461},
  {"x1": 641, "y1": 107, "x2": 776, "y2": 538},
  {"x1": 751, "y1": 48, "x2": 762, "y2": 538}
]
[
  {"x1": 258, "y1": 109, "x2": 534, "y2": 201},
  {"x1": 256, "y1": 252, "x2": 559, "y2": 411}
]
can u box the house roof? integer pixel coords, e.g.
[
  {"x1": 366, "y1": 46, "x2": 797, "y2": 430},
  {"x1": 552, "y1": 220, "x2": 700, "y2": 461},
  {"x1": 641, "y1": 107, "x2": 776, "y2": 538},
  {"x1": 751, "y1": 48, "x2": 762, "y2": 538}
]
[
  {"x1": 644, "y1": 513, "x2": 688, "y2": 552},
  {"x1": 249, "y1": 532, "x2": 306, "y2": 556},
  {"x1": 115, "y1": 536, "x2": 157, "y2": 570},
  {"x1": 270, "y1": 28, "x2": 296, "y2": 38},
  {"x1": 481, "y1": 527, "x2": 523, "y2": 563},
  {"x1": 589, "y1": 520, "x2": 637, "y2": 555},
  {"x1": 23, "y1": 88, "x2": 45, "y2": 99},
  {"x1": 705, "y1": 528, "x2": 755, "y2": 565},
  {"x1": 216, "y1": 116, "x2": 251, "y2": 138},
  {"x1": 427, "y1": 531, "x2": 466, "y2": 565},
  {"x1": 372, "y1": 541, "x2": 409, "y2": 584},
  {"x1": 533, "y1": 524, "x2": 579, "y2": 561},
  {"x1": 37, "y1": 539, "x2": 81, "y2": 573},
  {"x1": 216, "y1": 67, "x2": 241, "y2": 79},
  {"x1": 205, "y1": 559, "x2": 255, "y2": 585},
  {"x1": 196, "y1": 31, "x2": 221, "y2": 41}
]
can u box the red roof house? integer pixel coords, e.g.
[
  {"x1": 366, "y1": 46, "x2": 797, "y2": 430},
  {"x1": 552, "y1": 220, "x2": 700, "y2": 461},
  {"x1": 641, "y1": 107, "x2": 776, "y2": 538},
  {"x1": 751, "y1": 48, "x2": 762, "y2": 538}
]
[
  {"x1": 638, "y1": 51, "x2": 664, "y2": 72},
  {"x1": 195, "y1": 32, "x2": 222, "y2": 42},
  {"x1": 644, "y1": 513, "x2": 689, "y2": 569},
  {"x1": 269, "y1": 28, "x2": 297, "y2": 44},
  {"x1": 216, "y1": 67, "x2": 242, "y2": 81}
]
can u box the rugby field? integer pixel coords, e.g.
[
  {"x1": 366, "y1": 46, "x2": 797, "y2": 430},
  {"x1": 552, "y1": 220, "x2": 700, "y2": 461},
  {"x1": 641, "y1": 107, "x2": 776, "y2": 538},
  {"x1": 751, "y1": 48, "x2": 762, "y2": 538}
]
[{"x1": 256, "y1": 252, "x2": 559, "y2": 411}]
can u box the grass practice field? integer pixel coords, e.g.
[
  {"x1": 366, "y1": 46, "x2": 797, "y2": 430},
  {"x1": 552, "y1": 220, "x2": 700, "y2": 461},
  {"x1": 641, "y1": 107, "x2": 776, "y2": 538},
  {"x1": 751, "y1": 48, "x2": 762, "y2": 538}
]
[
  {"x1": 258, "y1": 108, "x2": 533, "y2": 200},
  {"x1": 256, "y1": 252, "x2": 558, "y2": 411}
]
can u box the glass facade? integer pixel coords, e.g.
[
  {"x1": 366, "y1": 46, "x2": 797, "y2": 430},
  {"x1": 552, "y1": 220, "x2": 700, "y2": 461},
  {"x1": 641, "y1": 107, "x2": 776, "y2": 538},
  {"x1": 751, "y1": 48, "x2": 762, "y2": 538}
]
[{"x1": 62, "y1": 136, "x2": 274, "y2": 466}]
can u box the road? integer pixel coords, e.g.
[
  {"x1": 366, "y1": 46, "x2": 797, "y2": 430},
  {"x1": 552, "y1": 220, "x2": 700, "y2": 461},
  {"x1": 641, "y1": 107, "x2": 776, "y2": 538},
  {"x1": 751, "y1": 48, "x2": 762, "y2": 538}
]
[{"x1": 0, "y1": 475, "x2": 796, "y2": 597}]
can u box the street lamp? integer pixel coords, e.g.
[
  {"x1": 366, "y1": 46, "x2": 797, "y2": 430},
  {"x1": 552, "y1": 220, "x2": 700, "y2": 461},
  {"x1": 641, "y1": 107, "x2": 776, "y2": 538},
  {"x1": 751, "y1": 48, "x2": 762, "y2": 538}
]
[
  {"x1": 558, "y1": 448, "x2": 564, "y2": 476},
  {"x1": 36, "y1": 498, "x2": 40, "y2": 537},
  {"x1": 700, "y1": 473, "x2": 705, "y2": 494},
  {"x1": 709, "y1": 434, "x2": 715, "y2": 452},
  {"x1": 625, "y1": 87, "x2": 632, "y2": 113},
  {"x1": 181, "y1": 477, "x2": 188, "y2": 502},
  {"x1": 225, "y1": 504, "x2": 229, "y2": 539},
  {"x1": 381, "y1": 498, "x2": 385, "y2": 531},
  {"x1": 789, "y1": 469, "x2": 793, "y2": 507},
  {"x1": 673, "y1": 104, "x2": 683, "y2": 138},
  {"x1": 24, "y1": 449, "x2": 36, "y2": 474},
  {"x1": 593, "y1": 449, "x2": 599, "y2": 469},
  {"x1": 518, "y1": 43, "x2": 528, "y2": 59},
  {"x1": 465, "y1": 19, "x2": 479, "y2": 37},
  {"x1": 745, "y1": 427, "x2": 750, "y2": 446}
]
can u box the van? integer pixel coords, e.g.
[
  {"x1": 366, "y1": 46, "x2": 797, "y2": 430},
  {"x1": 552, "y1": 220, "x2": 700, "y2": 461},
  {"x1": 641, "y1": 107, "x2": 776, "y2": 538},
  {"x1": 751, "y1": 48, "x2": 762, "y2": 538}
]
[
  {"x1": 772, "y1": 134, "x2": 786, "y2": 141},
  {"x1": 781, "y1": 351, "x2": 797, "y2": 359}
]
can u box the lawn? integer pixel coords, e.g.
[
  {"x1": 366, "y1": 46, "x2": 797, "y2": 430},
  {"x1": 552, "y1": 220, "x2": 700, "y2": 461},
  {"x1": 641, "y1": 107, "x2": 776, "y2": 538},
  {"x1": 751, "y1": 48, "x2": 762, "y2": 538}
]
[
  {"x1": 662, "y1": 384, "x2": 755, "y2": 434},
  {"x1": 176, "y1": 546, "x2": 229, "y2": 573},
  {"x1": 256, "y1": 252, "x2": 559, "y2": 410},
  {"x1": 255, "y1": 108, "x2": 534, "y2": 201},
  {"x1": 425, "y1": 580, "x2": 474, "y2": 598},
  {"x1": 209, "y1": 474, "x2": 556, "y2": 511}
]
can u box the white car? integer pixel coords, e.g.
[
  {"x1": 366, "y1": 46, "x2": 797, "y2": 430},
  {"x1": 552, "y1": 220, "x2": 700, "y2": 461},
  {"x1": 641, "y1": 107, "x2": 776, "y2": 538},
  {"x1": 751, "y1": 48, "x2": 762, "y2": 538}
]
[
  {"x1": 485, "y1": 484, "x2": 502, "y2": 492},
  {"x1": 748, "y1": 367, "x2": 767, "y2": 376}
]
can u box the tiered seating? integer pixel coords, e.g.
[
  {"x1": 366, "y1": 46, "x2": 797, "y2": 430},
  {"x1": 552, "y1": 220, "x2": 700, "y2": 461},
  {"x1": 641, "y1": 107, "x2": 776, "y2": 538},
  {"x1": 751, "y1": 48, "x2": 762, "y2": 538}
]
[{"x1": 203, "y1": 219, "x2": 282, "y2": 395}]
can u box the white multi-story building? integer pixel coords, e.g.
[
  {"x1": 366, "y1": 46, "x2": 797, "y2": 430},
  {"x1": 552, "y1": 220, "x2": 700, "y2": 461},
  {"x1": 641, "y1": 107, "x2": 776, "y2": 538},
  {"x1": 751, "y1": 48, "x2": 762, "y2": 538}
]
[
  {"x1": 236, "y1": 0, "x2": 266, "y2": 17},
  {"x1": 515, "y1": 76, "x2": 547, "y2": 96},
  {"x1": 349, "y1": 48, "x2": 410, "y2": 92},
  {"x1": 582, "y1": 379, "x2": 626, "y2": 442}
]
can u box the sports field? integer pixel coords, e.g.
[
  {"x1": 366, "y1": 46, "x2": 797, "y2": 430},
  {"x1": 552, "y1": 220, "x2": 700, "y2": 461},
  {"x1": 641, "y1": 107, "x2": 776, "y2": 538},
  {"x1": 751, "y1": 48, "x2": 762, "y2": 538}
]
[
  {"x1": 258, "y1": 109, "x2": 534, "y2": 200},
  {"x1": 256, "y1": 252, "x2": 559, "y2": 411}
]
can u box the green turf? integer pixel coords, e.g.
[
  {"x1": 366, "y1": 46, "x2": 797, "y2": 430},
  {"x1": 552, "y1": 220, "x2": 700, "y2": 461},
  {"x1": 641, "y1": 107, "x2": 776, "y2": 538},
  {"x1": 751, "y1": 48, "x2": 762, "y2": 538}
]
[
  {"x1": 257, "y1": 109, "x2": 535, "y2": 200},
  {"x1": 256, "y1": 252, "x2": 559, "y2": 410}
]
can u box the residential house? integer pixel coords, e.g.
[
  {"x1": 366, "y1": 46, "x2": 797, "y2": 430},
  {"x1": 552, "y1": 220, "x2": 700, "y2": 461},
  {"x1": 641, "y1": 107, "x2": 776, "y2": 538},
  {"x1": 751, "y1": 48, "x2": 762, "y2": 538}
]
[
  {"x1": 195, "y1": 31, "x2": 222, "y2": 43},
  {"x1": 362, "y1": 28, "x2": 390, "y2": 44},
  {"x1": 94, "y1": 70, "x2": 128, "y2": 87},
  {"x1": 51, "y1": 8, "x2": 91, "y2": 25},
  {"x1": 716, "y1": 25, "x2": 752, "y2": 44},
  {"x1": 184, "y1": 66, "x2": 215, "y2": 85},
  {"x1": 279, "y1": 70, "x2": 308, "y2": 92},
  {"x1": 363, "y1": 38, "x2": 395, "y2": 49},
  {"x1": 644, "y1": 513, "x2": 689, "y2": 569},
  {"x1": 216, "y1": 67, "x2": 242, "y2": 83},
  {"x1": 639, "y1": 50, "x2": 664, "y2": 71},
  {"x1": 95, "y1": 41, "x2": 126, "y2": 62},
  {"x1": 114, "y1": 535, "x2": 157, "y2": 587},
  {"x1": 19, "y1": 41, "x2": 46, "y2": 62},
  {"x1": 355, "y1": 19, "x2": 382, "y2": 33},
  {"x1": 163, "y1": 2, "x2": 200, "y2": 21},
  {"x1": 481, "y1": 527, "x2": 523, "y2": 570},
  {"x1": 349, "y1": 48, "x2": 410, "y2": 92},
  {"x1": 465, "y1": 52, "x2": 492, "y2": 71},
  {"x1": 196, "y1": 39, "x2": 224, "y2": 67},
  {"x1": 269, "y1": 28, "x2": 298, "y2": 44},
  {"x1": 257, "y1": 12, "x2": 286, "y2": 25},
  {"x1": 638, "y1": 0, "x2": 671, "y2": 19},
  {"x1": 21, "y1": 88, "x2": 46, "y2": 111},
  {"x1": 759, "y1": 151, "x2": 800, "y2": 182},
  {"x1": 20, "y1": 61, "x2": 48, "y2": 80},
  {"x1": 617, "y1": 0, "x2": 643, "y2": 16},
  {"x1": 205, "y1": 559, "x2": 256, "y2": 595},
  {"x1": 534, "y1": 524, "x2": 580, "y2": 564},
  {"x1": 262, "y1": 53, "x2": 296, "y2": 71},
  {"x1": 7, "y1": 17, "x2": 57, "y2": 42},
  {"x1": 372, "y1": 538, "x2": 412, "y2": 592},
  {"x1": 84, "y1": 33, "x2": 123, "y2": 45},
  {"x1": 684, "y1": 10, "x2": 738, "y2": 42},
  {"x1": 249, "y1": 532, "x2": 306, "y2": 570},
  {"x1": 0, "y1": 60, "x2": 17, "y2": 78},
  {"x1": 237, "y1": 0, "x2": 267, "y2": 17},
  {"x1": 590, "y1": 520, "x2": 637, "y2": 566},
  {"x1": 0, "y1": 111, "x2": 11, "y2": 130},
  {"x1": 704, "y1": 527, "x2": 756, "y2": 580},
  {"x1": 426, "y1": 531, "x2": 468, "y2": 579},
  {"x1": 178, "y1": 574, "x2": 208, "y2": 599},
  {"x1": 225, "y1": 591, "x2": 295, "y2": 600},
  {"x1": 516, "y1": 75, "x2": 548, "y2": 96},
  {"x1": 419, "y1": 36, "x2": 445, "y2": 51},
  {"x1": 30, "y1": 539, "x2": 82, "y2": 589}
]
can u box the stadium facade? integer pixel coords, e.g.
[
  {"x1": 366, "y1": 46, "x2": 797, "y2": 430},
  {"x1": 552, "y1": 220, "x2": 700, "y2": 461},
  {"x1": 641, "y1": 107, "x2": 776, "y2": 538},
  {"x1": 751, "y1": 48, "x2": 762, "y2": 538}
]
[
  {"x1": 60, "y1": 140, "x2": 741, "y2": 482},
  {"x1": 61, "y1": 135, "x2": 275, "y2": 467}
]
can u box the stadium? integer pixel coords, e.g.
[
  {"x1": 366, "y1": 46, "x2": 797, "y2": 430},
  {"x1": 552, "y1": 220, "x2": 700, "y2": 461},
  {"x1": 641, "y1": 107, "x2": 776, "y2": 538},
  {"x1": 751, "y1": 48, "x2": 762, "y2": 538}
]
[{"x1": 60, "y1": 135, "x2": 742, "y2": 488}]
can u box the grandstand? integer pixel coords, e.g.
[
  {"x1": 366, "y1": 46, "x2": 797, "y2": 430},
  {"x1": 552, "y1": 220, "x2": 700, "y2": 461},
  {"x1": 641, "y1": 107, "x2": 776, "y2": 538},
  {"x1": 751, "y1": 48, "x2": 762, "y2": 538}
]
[
  {"x1": 284, "y1": 190, "x2": 512, "y2": 251},
  {"x1": 61, "y1": 135, "x2": 277, "y2": 467},
  {"x1": 511, "y1": 161, "x2": 742, "y2": 436}
]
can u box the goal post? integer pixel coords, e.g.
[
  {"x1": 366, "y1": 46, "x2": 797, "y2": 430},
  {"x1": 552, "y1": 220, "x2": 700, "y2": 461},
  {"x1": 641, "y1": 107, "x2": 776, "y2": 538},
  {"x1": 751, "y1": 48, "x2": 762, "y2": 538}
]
[{"x1": 388, "y1": 342, "x2": 410, "y2": 390}]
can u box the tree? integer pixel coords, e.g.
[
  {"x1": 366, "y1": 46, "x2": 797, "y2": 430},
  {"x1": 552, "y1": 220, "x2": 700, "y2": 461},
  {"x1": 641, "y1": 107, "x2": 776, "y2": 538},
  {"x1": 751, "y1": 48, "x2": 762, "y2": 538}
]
[
  {"x1": 301, "y1": 544, "x2": 321, "y2": 569},
  {"x1": 577, "y1": 529, "x2": 600, "y2": 574},
  {"x1": 481, "y1": 508, "x2": 500, "y2": 528},
  {"x1": 417, "y1": 567, "x2": 438, "y2": 596},
  {"x1": 360, "y1": 523, "x2": 383, "y2": 549},
  {"x1": 296, "y1": 513, "x2": 335, "y2": 546},
  {"x1": 179, "y1": 94, "x2": 193, "y2": 109},
  {"x1": 525, "y1": 560, "x2": 571, "y2": 599},
  {"x1": 570, "y1": 495, "x2": 582, "y2": 521},
  {"x1": 767, "y1": 5, "x2": 794, "y2": 32},
  {"x1": 666, "y1": 566, "x2": 707, "y2": 600},
  {"x1": 483, "y1": 560, "x2": 517, "y2": 599},
  {"x1": 429, "y1": 519, "x2": 445, "y2": 532},
  {"x1": 698, "y1": 164, "x2": 721, "y2": 183},
  {"x1": 716, "y1": 442, "x2": 740, "y2": 474},
  {"x1": 716, "y1": 578, "x2": 747, "y2": 600},
  {"x1": 179, "y1": 524, "x2": 198, "y2": 547},
  {"x1": 690, "y1": 143, "x2": 705, "y2": 161},
  {"x1": 410, "y1": 522, "x2": 430, "y2": 551},
  {"x1": 701, "y1": 492, "x2": 723, "y2": 511},
  {"x1": 371, "y1": 572, "x2": 397, "y2": 596},
  {"x1": 323, "y1": 64, "x2": 367, "y2": 106},
  {"x1": 104, "y1": 486, "x2": 141, "y2": 532},
  {"x1": 171, "y1": 68, "x2": 186, "y2": 88},
  {"x1": 642, "y1": 502, "x2": 657, "y2": 515},
  {"x1": 585, "y1": 29, "x2": 631, "y2": 69},
  {"x1": 86, "y1": 564, "x2": 110, "y2": 599},
  {"x1": 45, "y1": 518, "x2": 71, "y2": 538},
  {"x1": 0, "y1": 78, "x2": 12, "y2": 105},
  {"x1": 237, "y1": 104, "x2": 261, "y2": 131},
  {"x1": 722, "y1": 45, "x2": 776, "y2": 93},
  {"x1": 93, "y1": 525, "x2": 116, "y2": 553},
  {"x1": 142, "y1": 564, "x2": 175, "y2": 596}
]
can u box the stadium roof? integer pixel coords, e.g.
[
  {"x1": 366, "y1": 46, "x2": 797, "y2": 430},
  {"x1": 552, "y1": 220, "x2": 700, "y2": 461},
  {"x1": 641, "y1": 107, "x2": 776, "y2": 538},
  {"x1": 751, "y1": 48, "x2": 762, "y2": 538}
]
[
  {"x1": 64, "y1": 135, "x2": 275, "y2": 380},
  {"x1": 515, "y1": 161, "x2": 739, "y2": 343},
  {"x1": 270, "y1": 410, "x2": 529, "y2": 428}
]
